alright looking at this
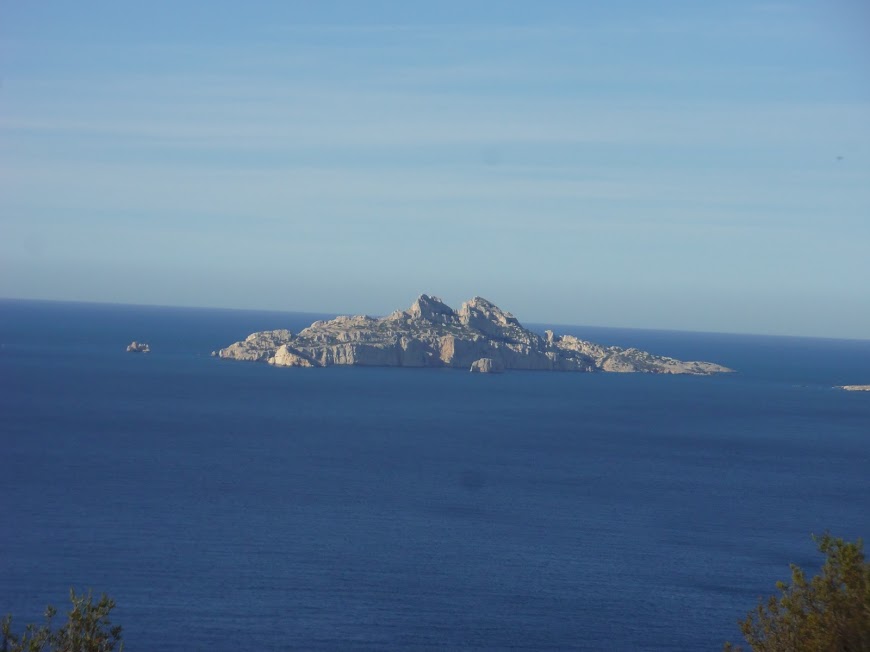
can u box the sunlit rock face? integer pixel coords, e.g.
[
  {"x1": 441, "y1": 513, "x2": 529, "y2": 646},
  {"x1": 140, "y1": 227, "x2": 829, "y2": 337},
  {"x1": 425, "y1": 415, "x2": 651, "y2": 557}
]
[
  {"x1": 469, "y1": 357, "x2": 504, "y2": 374},
  {"x1": 218, "y1": 295, "x2": 733, "y2": 375}
]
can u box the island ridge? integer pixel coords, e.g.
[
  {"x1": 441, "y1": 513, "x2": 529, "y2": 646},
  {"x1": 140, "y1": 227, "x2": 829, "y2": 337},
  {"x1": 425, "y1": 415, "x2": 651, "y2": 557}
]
[{"x1": 218, "y1": 295, "x2": 732, "y2": 375}]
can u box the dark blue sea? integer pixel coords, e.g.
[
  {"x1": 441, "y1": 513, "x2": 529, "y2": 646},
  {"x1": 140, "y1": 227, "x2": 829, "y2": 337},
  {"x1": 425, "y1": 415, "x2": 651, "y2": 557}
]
[{"x1": 1, "y1": 299, "x2": 868, "y2": 651}]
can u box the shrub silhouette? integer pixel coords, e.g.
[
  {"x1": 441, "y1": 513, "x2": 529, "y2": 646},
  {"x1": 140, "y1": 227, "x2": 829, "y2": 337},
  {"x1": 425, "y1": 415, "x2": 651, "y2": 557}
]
[
  {"x1": 2, "y1": 589, "x2": 122, "y2": 652},
  {"x1": 726, "y1": 533, "x2": 870, "y2": 651}
]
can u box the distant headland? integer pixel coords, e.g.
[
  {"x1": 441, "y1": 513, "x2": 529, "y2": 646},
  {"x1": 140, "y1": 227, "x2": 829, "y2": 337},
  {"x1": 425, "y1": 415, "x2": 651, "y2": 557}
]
[{"x1": 218, "y1": 295, "x2": 732, "y2": 375}]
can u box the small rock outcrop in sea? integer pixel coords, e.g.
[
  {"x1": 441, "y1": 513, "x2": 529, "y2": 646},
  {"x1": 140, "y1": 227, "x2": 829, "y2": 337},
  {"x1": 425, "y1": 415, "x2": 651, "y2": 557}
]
[
  {"x1": 126, "y1": 341, "x2": 150, "y2": 353},
  {"x1": 839, "y1": 385, "x2": 870, "y2": 392},
  {"x1": 470, "y1": 357, "x2": 504, "y2": 374},
  {"x1": 218, "y1": 295, "x2": 733, "y2": 375}
]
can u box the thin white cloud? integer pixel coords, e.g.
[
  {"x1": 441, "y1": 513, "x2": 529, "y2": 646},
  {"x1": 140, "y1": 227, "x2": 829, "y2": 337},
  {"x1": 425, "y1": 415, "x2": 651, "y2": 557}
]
[
  {"x1": 3, "y1": 80, "x2": 869, "y2": 151},
  {"x1": 3, "y1": 154, "x2": 867, "y2": 232}
]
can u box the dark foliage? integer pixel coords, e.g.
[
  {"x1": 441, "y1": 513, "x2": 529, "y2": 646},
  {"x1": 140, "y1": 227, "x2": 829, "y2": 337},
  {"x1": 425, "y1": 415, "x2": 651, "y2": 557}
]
[
  {"x1": 726, "y1": 533, "x2": 870, "y2": 652},
  {"x1": 2, "y1": 590, "x2": 122, "y2": 652}
]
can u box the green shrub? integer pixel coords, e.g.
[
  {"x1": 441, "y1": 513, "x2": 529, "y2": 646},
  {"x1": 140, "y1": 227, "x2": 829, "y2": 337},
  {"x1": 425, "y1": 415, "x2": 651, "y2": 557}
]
[
  {"x1": 2, "y1": 589, "x2": 122, "y2": 652},
  {"x1": 726, "y1": 533, "x2": 870, "y2": 652}
]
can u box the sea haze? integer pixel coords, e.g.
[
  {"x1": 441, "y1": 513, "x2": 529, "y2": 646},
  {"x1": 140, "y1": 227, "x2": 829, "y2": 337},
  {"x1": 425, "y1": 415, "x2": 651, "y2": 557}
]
[{"x1": 1, "y1": 299, "x2": 868, "y2": 651}]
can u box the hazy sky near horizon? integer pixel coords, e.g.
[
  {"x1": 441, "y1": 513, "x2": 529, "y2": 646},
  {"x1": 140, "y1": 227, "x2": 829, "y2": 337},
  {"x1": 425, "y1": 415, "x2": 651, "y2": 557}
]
[{"x1": 2, "y1": 1, "x2": 869, "y2": 338}]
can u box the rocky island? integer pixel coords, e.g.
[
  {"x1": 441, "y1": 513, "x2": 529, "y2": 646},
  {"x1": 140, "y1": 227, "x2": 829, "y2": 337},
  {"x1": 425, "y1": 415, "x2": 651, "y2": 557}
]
[
  {"x1": 218, "y1": 295, "x2": 732, "y2": 375},
  {"x1": 126, "y1": 341, "x2": 150, "y2": 353}
]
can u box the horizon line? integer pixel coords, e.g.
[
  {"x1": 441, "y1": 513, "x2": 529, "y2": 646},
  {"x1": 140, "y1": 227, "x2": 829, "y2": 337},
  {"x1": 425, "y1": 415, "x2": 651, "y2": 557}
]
[{"x1": 2, "y1": 295, "x2": 867, "y2": 344}]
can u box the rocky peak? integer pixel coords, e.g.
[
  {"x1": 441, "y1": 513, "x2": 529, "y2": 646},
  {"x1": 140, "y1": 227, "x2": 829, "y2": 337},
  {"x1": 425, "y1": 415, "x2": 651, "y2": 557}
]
[
  {"x1": 408, "y1": 294, "x2": 457, "y2": 323},
  {"x1": 459, "y1": 297, "x2": 519, "y2": 326}
]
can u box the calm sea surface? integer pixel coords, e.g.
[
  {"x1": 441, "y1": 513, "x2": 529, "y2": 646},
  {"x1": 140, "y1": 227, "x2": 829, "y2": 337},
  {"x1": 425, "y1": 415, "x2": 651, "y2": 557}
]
[{"x1": 1, "y1": 299, "x2": 868, "y2": 650}]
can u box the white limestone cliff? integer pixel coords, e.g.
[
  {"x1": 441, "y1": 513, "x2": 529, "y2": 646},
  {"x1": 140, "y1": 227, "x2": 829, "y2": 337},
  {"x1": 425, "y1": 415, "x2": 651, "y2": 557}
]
[
  {"x1": 217, "y1": 295, "x2": 733, "y2": 375},
  {"x1": 470, "y1": 358, "x2": 505, "y2": 374}
]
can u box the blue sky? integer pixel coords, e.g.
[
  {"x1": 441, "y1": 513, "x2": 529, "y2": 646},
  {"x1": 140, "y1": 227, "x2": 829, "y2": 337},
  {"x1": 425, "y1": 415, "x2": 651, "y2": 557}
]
[{"x1": 2, "y1": 1, "x2": 868, "y2": 338}]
